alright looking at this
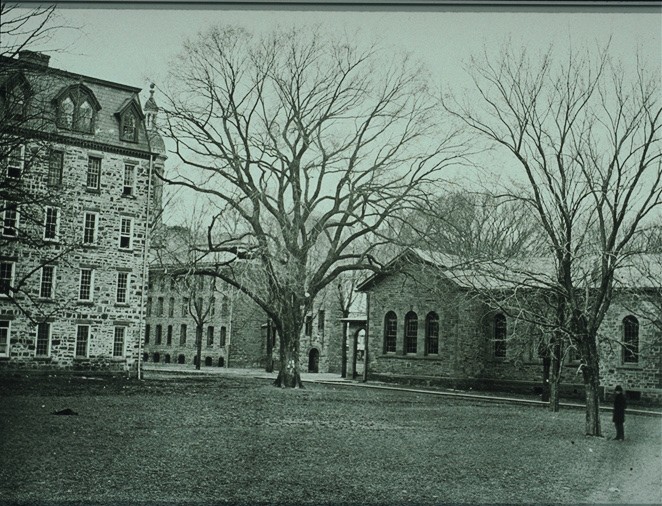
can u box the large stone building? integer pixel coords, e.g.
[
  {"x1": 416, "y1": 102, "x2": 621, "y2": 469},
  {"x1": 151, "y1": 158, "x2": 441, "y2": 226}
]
[
  {"x1": 357, "y1": 248, "x2": 662, "y2": 403},
  {"x1": 0, "y1": 51, "x2": 165, "y2": 374}
]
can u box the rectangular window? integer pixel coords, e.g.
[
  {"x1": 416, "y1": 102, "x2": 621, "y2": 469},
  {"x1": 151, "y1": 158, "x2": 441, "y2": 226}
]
[
  {"x1": 168, "y1": 297, "x2": 175, "y2": 318},
  {"x1": 75, "y1": 325, "x2": 89, "y2": 357},
  {"x1": 220, "y1": 326, "x2": 227, "y2": 347},
  {"x1": 0, "y1": 321, "x2": 10, "y2": 357},
  {"x1": 207, "y1": 326, "x2": 214, "y2": 347},
  {"x1": 180, "y1": 324, "x2": 187, "y2": 345},
  {"x1": 0, "y1": 262, "x2": 14, "y2": 297},
  {"x1": 44, "y1": 207, "x2": 60, "y2": 241},
  {"x1": 7, "y1": 145, "x2": 24, "y2": 179},
  {"x1": 318, "y1": 310, "x2": 325, "y2": 331},
  {"x1": 79, "y1": 268, "x2": 94, "y2": 301},
  {"x1": 123, "y1": 165, "x2": 136, "y2": 196},
  {"x1": 48, "y1": 150, "x2": 63, "y2": 186},
  {"x1": 113, "y1": 327, "x2": 125, "y2": 357},
  {"x1": 40, "y1": 265, "x2": 55, "y2": 299},
  {"x1": 305, "y1": 316, "x2": 312, "y2": 336},
  {"x1": 155, "y1": 324, "x2": 162, "y2": 345},
  {"x1": 145, "y1": 324, "x2": 150, "y2": 344},
  {"x1": 116, "y1": 272, "x2": 129, "y2": 304},
  {"x1": 2, "y1": 204, "x2": 18, "y2": 237},
  {"x1": 83, "y1": 212, "x2": 98, "y2": 245},
  {"x1": 146, "y1": 297, "x2": 152, "y2": 317},
  {"x1": 182, "y1": 297, "x2": 189, "y2": 317},
  {"x1": 119, "y1": 217, "x2": 133, "y2": 249},
  {"x1": 36, "y1": 322, "x2": 50, "y2": 356},
  {"x1": 157, "y1": 297, "x2": 164, "y2": 317},
  {"x1": 167, "y1": 325, "x2": 173, "y2": 346},
  {"x1": 86, "y1": 156, "x2": 101, "y2": 189}
]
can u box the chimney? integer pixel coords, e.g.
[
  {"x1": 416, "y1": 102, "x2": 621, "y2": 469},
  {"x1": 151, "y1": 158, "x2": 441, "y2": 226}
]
[{"x1": 18, "y1": 50, "x2": 50, "y2": 67}]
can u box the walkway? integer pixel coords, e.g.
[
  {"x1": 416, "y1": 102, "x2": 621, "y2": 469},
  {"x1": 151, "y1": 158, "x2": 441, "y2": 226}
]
[{"x1": 141, "y1": 364, "x2": 662, "y2": 417}]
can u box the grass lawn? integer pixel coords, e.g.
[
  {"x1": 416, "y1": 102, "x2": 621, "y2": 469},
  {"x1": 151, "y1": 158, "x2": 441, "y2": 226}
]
[{"x1": 0, "y1": 374, "x2": 660, "y2": 505}]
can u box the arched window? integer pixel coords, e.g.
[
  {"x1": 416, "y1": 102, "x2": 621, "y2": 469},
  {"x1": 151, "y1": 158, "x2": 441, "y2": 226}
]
[
  {"x1": 383, "y1": 311, "x2": 397, "y2": 353},
  {"x1": 60, "y1": 96, "x2": 74, "y2": 128},
  {"x1": 405, "y1": 311, "x2": 418, "y2": 354},
  {"x1": 425, "y1": 312, "x2": 439, "y2": 355},
  {"x1": 493, "y1": 314, "x2": 506, "y2": 358},
  {"x1": 623, "y1": 316, "x2": 639, "y2": 364},
  {"x1": 55, "y1": 85, "x2": 99, "y2": 133},
  {"x1": 121, "y1": 111, "x2": 137, "y2": 141}
]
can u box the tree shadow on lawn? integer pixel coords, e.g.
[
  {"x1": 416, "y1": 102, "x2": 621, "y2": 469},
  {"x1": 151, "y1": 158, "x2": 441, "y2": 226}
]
[{"x1": 0, "y1": 376, "x2": 659, "y2": 504}]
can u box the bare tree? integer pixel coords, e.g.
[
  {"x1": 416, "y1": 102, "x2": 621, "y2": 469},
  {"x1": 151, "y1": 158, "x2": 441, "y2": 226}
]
[
  {"x1": 158, "y1": 25, "x2": 465, "y2": 387},
  {"x1": 1, "y1": 4, "x2": 85, "y2": 321},
  {"x1": 444, "y1": 41, "x2": 662, "y2": 436}
]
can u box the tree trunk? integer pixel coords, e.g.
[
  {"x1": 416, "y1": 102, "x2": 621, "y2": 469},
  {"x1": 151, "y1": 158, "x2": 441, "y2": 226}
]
[
  {"x1": 273, "y1": 316, "x2": 303, "y2": 388},
  {"x1": 341, "y1": 321, "x2": 347, "y2": 378},
  {"x1": 541, "y1": 355, "x2": 551, "y2": 402},
  {"x1": 549, "y1": 345, "x2": 561, "y2": 413},
  {"x1": 581, "y1": 337, "x2": 602, "y2": 437},
  {"x1": 265, "y1": 321, "x2": 274, "y2": 373},
  {"x1": 195, "y1": 325, "x2": 202, "y2": 371}
]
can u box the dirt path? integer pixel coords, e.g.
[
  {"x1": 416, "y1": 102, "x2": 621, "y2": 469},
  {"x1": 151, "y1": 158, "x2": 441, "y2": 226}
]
[{"x1": 586, "y1": 415, "x2": 662, "y2": 504}]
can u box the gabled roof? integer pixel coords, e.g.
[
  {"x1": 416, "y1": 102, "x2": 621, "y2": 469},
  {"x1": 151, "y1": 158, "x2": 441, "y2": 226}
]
[{"x1": 356, "y1": 247, "x2": 661, "y2": 293}]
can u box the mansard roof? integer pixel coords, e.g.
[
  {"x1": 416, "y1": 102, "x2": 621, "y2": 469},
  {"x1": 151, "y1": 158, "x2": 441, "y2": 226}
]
[{"x1": 1, "y1": 54, "x2": 165, "y2": 158}]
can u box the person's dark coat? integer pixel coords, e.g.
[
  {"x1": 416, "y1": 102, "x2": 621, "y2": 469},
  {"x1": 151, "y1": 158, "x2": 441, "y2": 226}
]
[{"x1": 613, "y1": 392, "x2": 626, "y2": 423}]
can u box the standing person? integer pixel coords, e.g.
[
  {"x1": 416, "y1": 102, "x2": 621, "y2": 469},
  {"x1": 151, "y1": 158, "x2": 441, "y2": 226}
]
[{"x1": 613, "y1": 385, "x2": 626, "y2": 441}]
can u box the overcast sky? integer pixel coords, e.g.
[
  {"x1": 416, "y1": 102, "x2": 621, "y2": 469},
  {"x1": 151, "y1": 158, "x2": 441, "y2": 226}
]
[
  {"x1": 26, "y1": 4, "x2": 661, "y2": 101},
  {"x1": 11, "y1": 3, "x2": 662, "y2": 222}
]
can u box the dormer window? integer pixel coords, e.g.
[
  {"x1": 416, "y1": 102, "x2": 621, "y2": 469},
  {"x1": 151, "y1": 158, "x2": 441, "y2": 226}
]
[
  {"x1": 115, "y1": 97, "x2": 145, "y2": 143},
  {"x1": 1, "y1": 73, "x2": 31, "y2": 120},
  {"x1": 121, "y1": 111, "x2": 137, "y2": 141},
  {"x1": 53, "y1": 84, "x2": 101, "y2": 134}
]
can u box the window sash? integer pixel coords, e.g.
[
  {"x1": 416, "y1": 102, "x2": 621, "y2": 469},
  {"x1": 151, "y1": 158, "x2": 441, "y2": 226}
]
[
  {"x1": 48, "y1": 151, "x2": 63, "y2": 186},
  {"x1": 167, "y1": 325, "x2": 173, "y2": 346},
  {"x1": 79, "y1": 269, "x2": 94, "y2": 301},
  {"x1": 180, "y1": 324, "x2": 187, "y2": 345},
  {"x1": 220, "y1": 326, "x2": 227, "y2": 347},
  {"x1": 0, "y1": 262, "x2": 14, "y2": 296},
  {"x1": 113, "y1": 327, "x2": 125, "y2": 357},
  {"x1": 40, "y1": 265, "x2": 55, "y2": 299},
  {"x1": 623, "y1": 317, "x2": 639, "y2": 364},
  {"x1": 426, "y1": 316, "x2": 439, "y2": 355},
  {"x1": 75, "y1": 325, "x2": 89, "y2": 357},
  {"x1": 44, "y1": 207, "x2": 59, "y2": 241},
  {"x1": 2, "y1": 206, "x2": 19, "y2": 237},
  {"x1": 83, "y1": 212, "x2": 98, "y2": 244},
  {"x1": 494, "y1": 315, "x2": 507, "y2": 358},
  {"x1": 116, "y1": 272, "x2": 129, "y2": 304},
  {"x1": 155, "y1": 325, "x2": 162, "y2": 345},
  {"x1": 384, "y1": 314, "x2": 397, "y2": 353},
  {"x1": 7, "y1": 145, "x2": 24, "y2": 178},
  {"x1": 119, "y1": 218, "x2": 133, "y2": 249},
  {"x1": 0, "y1": 321, "x2": 9, "y2": 356},
  {"x1": 123, "y1": 165, "x2": 136, "y2": 195},
  {"x1": 36, "y1": 322, "x2": 50, "y2": 356},
  {"x1": 87, "y1": 157, "x2": 101, "y2": 189},
  {"x1": 405, "y1": 316, "x2": 418, "y2": 354},
  {"x1": 207, "y1": 326, "x2": 214, "y2": 347}
]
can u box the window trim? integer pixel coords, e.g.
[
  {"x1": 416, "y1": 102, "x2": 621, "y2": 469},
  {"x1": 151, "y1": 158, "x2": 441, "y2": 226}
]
[
  {"x1": 36, "y1": 321, "x2": 51, "y2": 357},
  {"x1": 43, "y1": 206, "x2": 60, "y2": 242},
  {"x1": 113, "y1": 327, "x2": 126, "y2": 358},
  {"x1": 119, "y1": 216, "x2": 134, "y2": 250},
  {"x1": 78, "y1": 268, "x2": 95, "y2": 302},
  {"x1": 404, "y1": 311, "x2": 418, "y2": 355},
  {"x1": 82, "y1": 211, "x2": 99, "y2": 245},
  {"x1": 86, "y1": 156, "x2": 102, "y2": 190},
  {"x1": 0, "y1": 320, "x2": 10, "y2": 357},
  {"x1": 75, "y1": 324, "x2": 90, "y2": 358},
  {"x1": 2, "y1": 204, "x2": 19, "y2": 237},
  {"x1": 623, "y1": 315, "x2": 640, "y2": 365},
  {"x1": 48, "y1": 150, "x2": 64, "y2": 187},
  {"x1": 425, "y1": 311, "x2": 439, "y2": 356},
  {"x1": 383, "y1": 311, "x2": 397, "y2": 354},
  {"x1": 6, "y1": 145, "x2": 24, "y2": 178},
  {"x1": 116, "y1": 271, "x2": 129, "y2": 304},
  {"x1": 0, "y1": 261, "x2": 15, "y2": 298},
  {"x1": 122, "y1": 164, "x2": 136, "y2": 196},
  {"x1": 40, "y1": 265, "x2": 56, "y2": 299}
]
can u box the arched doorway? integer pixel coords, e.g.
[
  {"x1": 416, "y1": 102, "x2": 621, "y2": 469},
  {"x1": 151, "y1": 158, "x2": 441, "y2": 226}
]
[{"x1": 308, "y1": 348, "x2": 319, "y2": 373}]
